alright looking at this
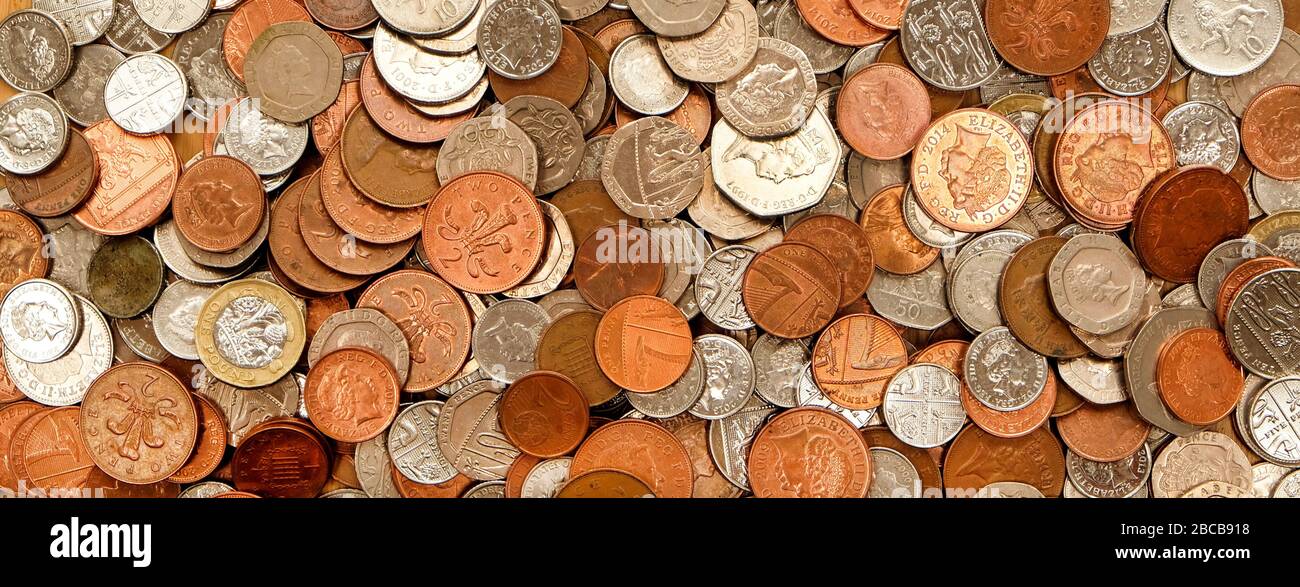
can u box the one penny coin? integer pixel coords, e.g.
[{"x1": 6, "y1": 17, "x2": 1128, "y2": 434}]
[
  {"x1": 0, "y1": 211, "x2": 50, "y2": 298},
  {"x1": 837, "y1": 64, "x2": 931, "y2": 160},
  {"x1": 0, "y1": 402, "x2": 44, "y2": 490},
  {"x1": 1242, "y1": 84, "x2": 1300, "y2": 181},
  {"x1": 1132, "y1": 166, "x2": 1249, "y2": 283},
  {"x1": 341, "y1": 107, "x2": 441, "y2": 208},
  {"x1": 594, "y1": 295, "x2": 693, "y2": 393},
  {"x1": 1156, "y1": 327, "x2": 1243, "y2": 426},
  {"x1": 74, "y1": 121, "x2": 179, "y2": 236},
  {"x1": 1054, "y1": 100, "x2": 1175, "y2": 227},
  {"x1": 1056, "y1": 401, "x2": 1150, "y2": 463},
  {"x1": 355, "y1": 270, "x2": 472, "y2": 393},
  {"x1": 912, "y1": 109, "x2": 1034, "y2": 232},
  {"x1": 319, "y1": 146, "x2": 424, "y2": 244},
  {"x1": 741, "y1": 242, "x2": 840, "y2": 339},
  {"x1": 569, "y1": 419, "x2": 693, "y2": 498},
  {"x1": 573, "y1": 224, "x2": 665, "y2": 311},
  {"x1": 168, "y1": 393, "x2": 228, "y2": 484},
  {"x1": 557, "y1": 469, "x2": 655, "y2": 497},
  {"x1": 858, "y1": 184, "x2": 938, "y2": 275},
  {"x1": 11, "y1": 406, "x2": 95, "y2": 493},
  {"x1": 536, "y1": 310, "x2": 621, "y2": 406},
  {"x1": 748, "y1": 407, "x2": 872, "y2": 498},
  {"x1": 232, "y1": 419, "x2": 330, "y2": 498},
  {"x1": 985, "y1": 0, "x2": 1109, "y2": 76},
  {"x1": 943, "y1": 424, "x2": 1066, "y2": 497},
  {"x1": 422, "y1": 172, "x2": 546, "y2": 294},
  {"x1": 999, "y1": 237, "x2": 1089, "y2": 359},
  {"x1": 812, "y1": 313, "x2": 908, "y2": 410},
  {"x1": 7, "y1": 128, "x2": 97, "y2": 218},
  {"x1": 498, "y1": 371, "x2": 590, "y2": 458},
  {"x1": 848, "y1": 0, "x2": 906, "y2": 29},
  {"x1": 305, "y1": 347, "x2": 401, "y2": 443},
  {"x1": 80, "y1": 362, "x2": 199, "y2": 484},
  {"x1": 786, "y1": 213, "x2": 875, "y2": 307},
  {"x1": 172, "y1": 156, "x2": 266, "y2": 253}
]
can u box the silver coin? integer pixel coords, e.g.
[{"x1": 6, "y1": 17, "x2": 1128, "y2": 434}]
[
  {"x1": 882, "y1": 363, "x2": 965, "y2": 449},
  {"x1": 1161, "y1": 283, "x2": 1204, "y2": 308},
  {"x1": 406, "y1": 75, "x2": 488, "y2": 116},
  {"x1": 843, "y1": 42, "x2": 886, "y2": 79},
  {"x1": 0, "y1": 10, "x2": 74, "y2": 92},
  {"x1": 1217, "y1": 28, "x2": 1300, "y2": 117},
  {"x1": 710, "y1": 108, "x2": 841, "y2": 217},
  {"x1": 130, "y1": 0, "x2": 208, "y2": 34},
  {"x1": 898, "y1": 0, "x2": 1000, "y2": 91},
  {"x1": 1151, "y1": 430, "x2": 1253, "y2": 498},
  {"x1": 867, "y1": 262, "x2": 953, "y2": 330},
  {"x1": 602, "y1": 116, "x2": 703, "y2": 218},
  {"x1": 1162, "y1": 101, "x2": 1240, "y2": 173},
  {"x1": 695, "y1": 245, "x2": 757, "y2": 330},
  {"x1": 1088, "y1": 23, "x2": 1171, "y2": 96},
  {"x1": 209, "y1": 131, "x2": 293, "y2": 191},
  {"x1": 626, "y1": 348, "x2": 706, "y2": 418},
  {"x1": 657, "y1": 0, "x2": 758, "y2": 84},
  {"x1": 462, "y1": 480, "x2": 507, "y2": 497},
  {"x1": 1126, "y1": 306, "x2": 1214, "y2": 436},
  {"x1": 435, "y1": 114, "x2": 538, "y2": 190},
  {"x1": 410, "y1": 0, "x2": 485, "y2": 54},
  {"x1": 151, "y1": 280, "x2": 215, "y2": 360},
  {"x1": 948, "y1": 249, "x2": 1011, "y2": 333},
  {"x1": 388, "y1": 400, "x2": 458, "y2": 485},
  {"x1": 645, "y1": 218, "x2": 708, "y2": 317},
  {"x1": 179, "y1": 481, "x2": 235, "y2": 498},
  {"x1": 472, "y1": 299, "x2": 549, "y2": 383},
  {"x1": 152, "y1": 219, "x2": 255, "y2": 284},
  {"x1": 104, "y1": 53, "x2": 187, "y2": 135},
  {"x1": 609, "y1": 34, "x2": 688, "y2": 116},
  {"x1": 628, "y1": 0, "x2": 724, "y2": 37},
  {"x1": 964, "y1": 326, "x2": 1048, "y2": 412},
  {"x1": 104, "y1": 0, "x2": 172, "y2": 54},
  {"x1": 867, "y1": 447, "x2": 921, "y2": 498},
  {"x1": 178, "y1": 202, "x2": 270, "y2": 269},
  {"x1": 320, "y1": 488, "x2": 368, "y2": 498},
  {"x1": 978, "y1": 481, "x2": 1045, "y2": 498},
  {"x1": 437, "y1": 379, "x2": 519, "y2": 481},
  {"x1": 221, "y1": 97, "x2": 309, "y2": 176},
  {"x1": 1067, "y1": 445, "x2": 1151, "y2": 498},
  {"x1": 1252, "y1": 462, "x2": 1294, "y2": 497},
  {"x1": 538, "y1": 289, "x2": 592, "y2": 320},
  {"x1": 195, "y1": 376, "x2": 298, "y2": 446},
  {"x1": 1107, "y1": 0, "x2": 1167, "y2": 36},
  {"x1": 772, "y1": 0, "x2": 851, "y2": 74},
  {"x1": 1226, "y1": 268, "x2": 1300, "y2": 378},
  {"x1": 1167, "y1": 0, "x2": 1283, "y2": 77},
  {"x1": 903, "y1": 186, "x2": 970, "y2": 249},
  {"x1": 4, "y1": 296, "x2": 109, "y2": 406},
  {"x1": 520, "y1": 457, "x2": 572, "y2": 498},
  {"x1": 688, "y1": 334, "x2": 756, "y2": 420},
  {"x1": 572, "y1": 59, "x2": 607, "y2": 136},
  {"x1": 979, "y1": 64, "x2": 1050, "y2": 105},
  {"x1": 503, "y1": 94, "x2": 583, "y2": 195},
  {"x1": 34, "y1": 0, "x2": 113, "y2": 46},
  {"x1": 714, "y1": 36, "x2": 815, "y2": 138},
  {"x1": 0, "y1": 92, "x2": 69, "y2": 176},
  {"x1": 113, "y1": 314, "x2": 169, "y2": 363},
  {"x1": 1047, "y1": 233, "x2": 1147, "y2": 336},
  {"x1": 1187, "y1": 71, "x2": 1234, "y2": 115},
  {"x1": 687, "y1": 150, "x2": 773, "y2": 240},
  {"x1": 954, "y1": 229, "x2": 1032, "y2": 272},
  {"x1": 573, "y1": 134, "x2": 610, "y2": 182},
  {"x1": 476, "y1": 0, "x2": 561, "y2": 80},
  {"x1": 846, "y1": 151, "x2": 907, "y2": 208},
  {"x1": 1057, "y1": 355, "x2": 1127, "y2": 404},
  {"x1": 373, "y1": 24, "x2": 486, "y2": 104},
  {"x1": 1198, "y1": 238, "x2": 1272, "y2": 308},
  {"x1": 0, "y1": 278, "x2": 81, "y2": 364},
  {"x1": 52, "y1": 43, "x2": 124, "y2": 126},
  {"x1": 554, "y1": 0, "x2": 608, "y2": 20},
  {"x1": 503, "y1": 201, "x2": 575, "y2": 299},
  {"x1": 308, "y1": 308, "x2": 412, "y2": 386},
  {"x1": 751, "y1": 334, "x2": 806, "y2": 408},
  {"x1": 173, "y1": 12, "x2": 245, "y2": 122},
  {"x1": 343, "y1": 52, "x2": 367, "y2": 81},
  {"x1": 1253, "y1": 172, "x2": 1300, "y2": 214},
  {"x1": 706, "y1": 394, "x2": 777, "y2": 490},
  {"x1": 37, "y1": 215, "x2": 105, "y2": 299},
  {"x1": 782, "y1": 180, "x2": 857, "y2": 232},
  {"x1": 1274, "y1": 469, "x2": 1300, "y2": 497},
  {"x1": 1235, "y1": 373, "x2": 1270, "y2": 459},
  {"x1": 373, "y1": 0, "x2": 479, "y2": 37},
  {"x1": 1247, "y1": 376, "x2": 1300, "y2": 466},
  {"x1": 356, "y1": 431, "x2": 402, "y2": 498},
  {"x1": 795, "y1": 363, "x2": 876, "y2": 427}
]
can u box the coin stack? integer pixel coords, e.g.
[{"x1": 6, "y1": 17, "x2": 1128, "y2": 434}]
[{"x1": 0, "y1": 0, "x2": 1298, "y2": 500}]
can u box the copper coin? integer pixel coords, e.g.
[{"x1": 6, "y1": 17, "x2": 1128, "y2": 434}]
[
  {"x1": 550, "y1": 180, "x2": 636, "y2": 247},
  {"x1": 11, "y1": 406, "x2": 95, "y2": 493},
  {"x1": 1047, "y1": 66, "x2": 1170, "y2": 106},
  {"x1": 305, "y1": 347, "x2": 401, "y2": 443},
  {"x1": 88, "y1": 468, "x2": 181, "y2": 498},
  {"x1": 7, "y1": 128, "x2": 97, "y2": 218},
  {"x1": 669, "y1": 418, "x2": 742, "y2": 498},
  {"x1": 358, "y1": 55, "x2": 475, "y2": 144},
  {"x1": 298, "y1": 170, "x2": 413, "y2": 276},
  {"x1": 421, "y1": 171, "x2": 545, "y2": 294},
  {"x1": 1056, "y1": 401, "x2": 1150, "y2": 463},
  {"x1": 594, "y1": 295, "x2": 693, "y2": 393},
  {"x1": 498, "y1": 371, "x2": 590, "y2": 458},
  {"x1": 812, "y1": 313, "x2": 908, "y2": 410},
  {"x1": 536, "y1": 309, "x2": 621, "y2": 406},
  {"x1": 74, "y1": 120, "x2": 179, "y2": 236},
  {"x1": 962, "y1": 368, "x2": 1056, "y2": 439},
  {"x1": 556, "y1": 468, "x2": 654, "y2": 497},
  {"x1": 876, "y1": 37, "x2": 966, "y2": 119},
  {"x1": 943, "y1": 424, "x2": 1066, "y2": 497},
  {"x1": 168, "y1": 394, "x2": 228, "y2": 484},
  {"x1": 304, "y1": 0, "x2": 378, "y2": 31},
  {"x1": 0, "y1": 338, "x2": 26, "y2": 403},
  {"x1": 858, "y1": 184, "x2": 938, "y2": 275},
  {"x1": 172, "y1": 156, "x2": 266, "y2": 253},
  {"x1": 1216, "y1": 256, "x2": 1296, "y2": 324},
  {"x1": 573, "y1": 224, "x2": 665, "y2": 311},
  {"x1": 1242, "y1": 84, "x2": 1300, "y2": 181},
  {"x1": 326, "y1": 30, "x2": 365, "y2": 55},
  {"x1": 232, "y1": 420, "x2": 330, "y2": 498},
  {"x1": 319, "y1": 146, "x2": 424, "y2": 244},
  {"x1": 594, "y1": 18, "x2": 647, "y2": 55},
  {"x1": 985, "y1": 0, "x2": 1108, "y2": 76},
  {"x1": 356, "y1": 269, "x2": 472, "y2": 392},
  {"x1": 748, "y1": 407, "x2": 872, "y2": 498},
  {"x1": 741, "y1": 242, "x2": 841, "y2": 339},
  {"x1": 1132, "y1": 166, "x2": 1249, "y2": 283},
  {"x1": 0, "y1": 210, "x2": 49, "y2": 298},
  {"x1": 1052, "y1": 381, "x2": 1086, "y2": 417},
  {"x1": 267, "y1": 176, "x2": 368, "y2": 294},
  {"x1": 861, "y1": 426, "x2": 942, "y2": 495},
  {"x1": 847, "y1": 0, "x2": 906, "y2": 29},
  {"x1": 569, "y1": 419, "x2": 693, "y2": 498},
  {"x1": 4, "y1": 404, "x2": 48, "y2": 490},
  {"x1": 0, "y1": 401, "x2": 43, "y2": 491},
  {"x1": 504, "y1": 453, "x2": 542, "y2": 497},
  {"x1": 795, "y1": 0, "x2": 889, "y2": 47},
  {"x1": 80, "y1": 362, "x2": 199, "y2": 484},
  {"x1": 911, "y1": 108, "x2": 1034, "y2": 233},
  {"x1": 786, "y1": 213, "x2": 875, "y2": 307},
  {"x1": 1156, "y1": 327, "x2": 1243, "y2": 426},
  {"x1": 307, "y1": 296, "x2": 350, "y2": 344},
  {"x1": 488, "y1": 26, "x2": 590, "y2": 109},
  {"x1": 1054, "y1": 99, "x2": 1175, "y2": 227},
  {"x1": 224, "y1": 0, "x2": 312, "y2": 83},
  {"x1": 312, "y1": 79, "x2": 362, "y2": 152},
  {"x1": 395, "y1": 469, "x2": 474, "y2": 498},
  {"x1": 999, "y1": 237, "x2": 1089, "y2": 358},
  {"x1": 212, "y1": 491, "x2": 261, "y2": 498},
  {"x1": 837, "y1": 64, "x2": 931, "y2": 160},
  {"x1": 341, "y1": 106, "x2": 441, "y2": 208}
]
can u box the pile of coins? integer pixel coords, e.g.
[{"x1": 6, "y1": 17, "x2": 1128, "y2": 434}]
[{"x1": 0, "y1": 0, "x2": 1299, "y2": 499}]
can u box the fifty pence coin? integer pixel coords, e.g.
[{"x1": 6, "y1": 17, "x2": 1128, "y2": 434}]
[{"x1": 710, "y1": 109, "x2": 841, "y2": 217}]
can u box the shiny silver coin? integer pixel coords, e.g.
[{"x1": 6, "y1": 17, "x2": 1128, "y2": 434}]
[
  {"x1": 1247, "y1": 376, "x2": 1300, "y2": 466},
  {"x1": 389, "y1": 400, "x2": 458, "y2": 485},
  {"x1": 1274, "y1": 469, "x2": 1300, "y2": 497},
  {"x1": 462, "y1": 481, "x2": 507, "y2": 498},
  {"x1": 356, "y1": 431, "x2": 402, "y2": 498},
  {"x1": 948, "y1": 250, "x2": 1008, "y2": 333},
  {"x1": 0, "y1": 278, "x2": 81, "y2": 364},
  {"x1": 867, "y1": 447, "x2": 921, "y2": 498},
  {"x1": 35, "y1": 0, "x2": 113, "y2": 46},
  {"x1": 373, "y1": 0, "x2": 479, "y2": 37},
  {"x1": 867, "y1": 262, "x2": 953, "y2": 330},
  {"x1": 221, "y1": 97, "x2": 309, "y2": 176},
  {"x1": 707, "y1": 394, "x2": 778, "y2": 490},
  {"x1": 179, "y1": 481, "x2": 235, "y2": 498},
  {"x1": 173, "y1": 12, "x2": 245, "y2": 122},
  {"x1": 844, "y1": 41, "x2": 886, "y2": 79},
  {"x1": 1253, "y1": 172, "x2": 1300, "y2": 215},
  {"x1": 688, "y1": 334, "x2": 756, "y2": 420},
  {"x1": 1226, "y1": 268, "x2": 1300, "y2": 378},
  {"x1": 898, "y1": 0, "x2": 1000, "y2": 91},
  {"x1": 436, "y1": 379, "x2": 519, "y2": 481},
  {"x1": 411, "y1": 0, "x2": 487, "y2": 54},
  {"x1": 964, "y1": 326, "x2": 1048, "y2": 412},
  {"x1": 1057, "y1": 354, "x2": 1127, "y2": 404},
  {"x1": 52, "y1": 43, "x2": 124, "y2": 126},
  {"x1": 1251, "y1": 462, "x2": 1292, "y2": 497},
  {"x1": 153, "y1": 219, "x2": 256, "y2": 284},
  {"x1": 406, "y1": 75, "x2": 488, "y2": 117},
  {"x1": 0, "y1": 92, "x2": 69, "y2": 176},
  {"x1": 796, "y1": 363, "x2": 877, "y2": 427},
  {"x1": 903, "y1": 186, "x2": 970, "y2": 249},
  {"x1": 1161, "y1": 283, "x2": 1204, "y2": 308},
  {"x1": 520, "y1": 457, "x2": 572, "y2": 498},
  {"x1": 151, "y1": 279, "x2": 216, "y2": 361},
  {"x1": 0, "y1": 10, "x2": 74, "y2": 92},
  {"x1": 1066, "y1": 445, "x2": 1151, "y2": 498},
  {"x1": 1107, "y1": 0, "x2": 1167, "y2": 36},
  {"x1": 979, "y1": 65, "x2": 1050, "y2": 105},
  {"x1": 657, "y1": 0, "x2": 758, "y2": 83},
  {"x1": 1187, "y1": 71, "x2": 1234, "y2": 119},
  {"x1": 609, "y1": 34, "x2": 689, "y2": 116},
  {"x1": 554, "y1": 0, "x2": 608, "y2": 20},
  {"x1": 1197, "y1": 238, "x2": 1272, "y2": 309},
  {"x1": 1162, "y1": 101, "x2": 1240, "y2": 173},
  {"x1": 1167, "y1": 0, "x2": 1283, "y2": 77},
  {"x1": 695, "y1": 245, "x2": 757, "y2": 330},
  {"x1": 476, "y1": 0, "x2": 562, "y2": 80},
  {"x1": 1126, "y1": 306, "x2": 1214, "y2": 436},
  {"x1": 308, "y1": 308, "x2": 412, "y2": 386},
  {"x1": 130, "y1": 0, "x2": 208, "y2": 34},
  {"x1": 710, "y1": 108, "x2": 840, "y2": 217},
  {"x1": 1151, "y1": 430, "x2": 1252, "y2": 498},
  {"x1": 1047, "y1": 233, "x2": 1147, "y2": 336},
  {"x1": 688, "y1": 154, "x2": 774, "y2": 240},
  {"x1": 882, "y1": 363, "x2": 965, "y2": 449},
  {"x1": 714, "y1": 36, "x2": 815, "y2": 138},
  {"x1": 750, "y1": 334, "x2": 806, "y2": 408},
  {"x1": 771, "y1": 0, "x2": 851, "y2": 74},
  {"x1": 435, "y1": 114, "x2": 538, "y2": 191},
  {"x1": 104, "y1": 0, "x2": 172, "y2": 54},
  {"x1": 4, "y1": 296, "x2": 110, "y2": 406},
  {"x1": 602, "y1": 116, "x2": 703, "y2": 219},
  {"x1": 104, "y1": 53, "x2": 187, "y2": 135},
  {"x1": 646, "y1": 218, "x2": 709, "y2": 320},
  {"x1": 1216, "y1": 28, "x2": 1300, "y2": 117},
  {"x1": 373, "y1": 24, "x2": 486, "y2": 104},
  {"x1": 626, "y1": 349, "x2": 706, "y2": 418},
  {"x1": 572, "y1": 59, "x2": 607, "y2": 136},
  {"x1": 472, "y1": 299, "x2": 549, "y2": 384},
  {"x1": 320, "y1": 489, "x2": 368, "y2": 498},
  {"x1": 574, "y1": 134, "x2": 611, "y2": 183},
  {"x1": 629, "y1": 0, "x2": 725, "y2": 37},
  {"x1": 1088, "y1": 23, "x2": 1172, "y2": 96}
]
